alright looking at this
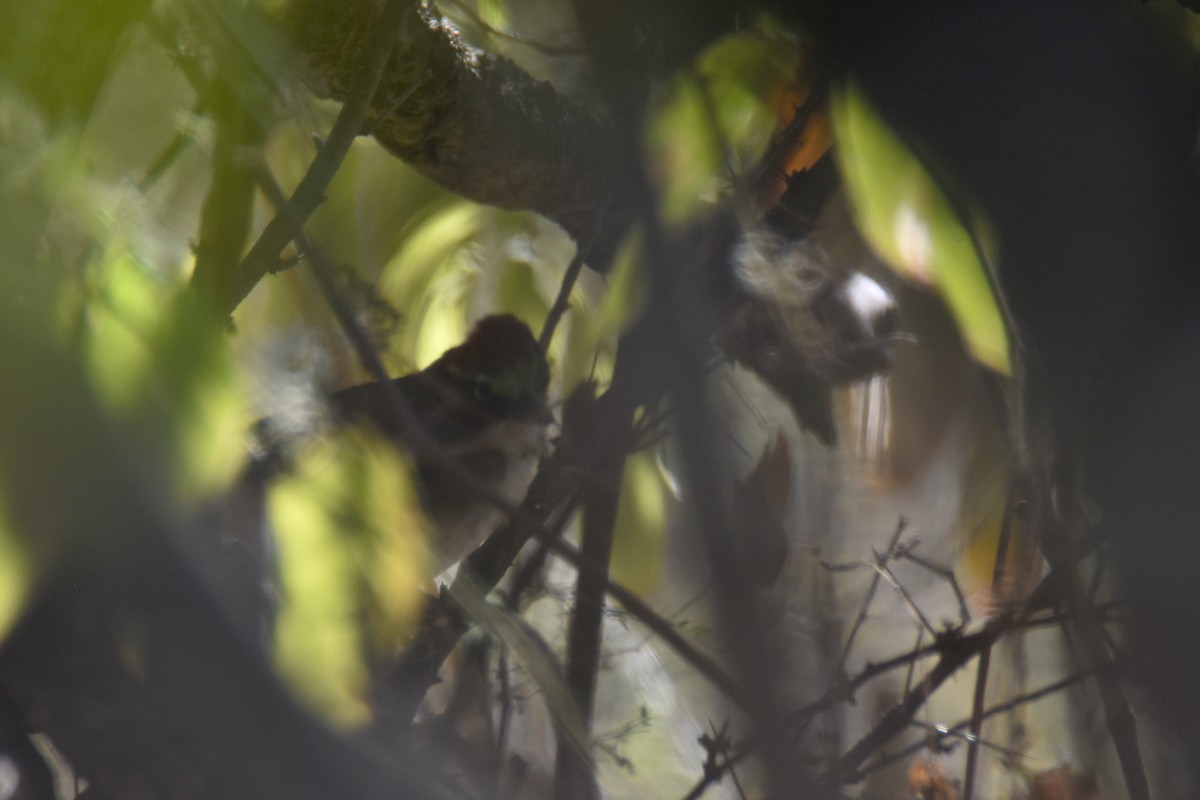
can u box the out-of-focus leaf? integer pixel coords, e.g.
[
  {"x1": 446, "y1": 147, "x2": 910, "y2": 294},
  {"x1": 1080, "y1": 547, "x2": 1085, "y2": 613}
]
[
  {"x1": 1125, "y1": 1, "x2": 1200, "y2": 80},
  {"x1": 450, "y1": 570, "x2": 591, "y2": 761},
  {"x1": 647, "y1": 81, "x2": 722, "y2": 223},
  {"x1": 78, "y1": 250, "x2": 250, "y2": 498},
  {"x1": 270, "y1": 432, "x2": 431, "y2": 728},
  {"x1": 646, "y1": 18, "x2": 799, "y2": 223},
  {"x1": 610, "y1": 448, "x2": 669, "y2": 593},
  {"x1": 476, "y1": 0, "x2": 510, "y2": 30},
  {"x1": 269, "y1": 449, "x2": 372, "y2": 729},
  {"x1": 152, "y1": 292, "x2": 251, "y2": 497},
  {"x1": 82, "y1": 254, "x2": 157, "y2": 410},
  {"x1": 0, "y1": 494, "x2": 35, "y2": 647},
  {"x1": 0, "y1": 0, "x2": 152, "y2": 126},
  {"x1": 353, "y1": 432, "x2": 432, "y2": 648},
  {"x1": 596, "y1": 232, "x2": 647, "y2": 340},
  {"x1": 553, "y1": 237, "x2": 633, "y2": 396},
  {"x1": 831, "y1": 81, "x2": 1011, "y2": 374}
]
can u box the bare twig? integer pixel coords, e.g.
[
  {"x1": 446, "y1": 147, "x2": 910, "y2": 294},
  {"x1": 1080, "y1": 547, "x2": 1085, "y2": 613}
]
[
  {"x1": 548, "y1": 543, "x2": 748, "y2": 710},
  {"x1": 962, "y1": 482, "x2": 1017, "y2": 800},
  {"x1": 829, "y1": 618, "x2": 1008, "y2": 783},
  {"x1": 852, "y1": 669, "x2": 1091, "y2": 781},
  {"x1": 830, "y1": 519, "x2": 908, "y2": 679},
  {"x1": 1047, "y1": 520, "x2": 1152, "y2": 800},
  {"x1": 871, "y1": 553, "x2": 938, "y2": 638},
  {"x1": 137, "y1": 99, "x2": 206, "y2": 191},
  {"x1": 896, "y1": 549, "x2": 971, "y2": 627},
  {"x1": 540, "y1": 200, "x2": 606, "y2": 350}
]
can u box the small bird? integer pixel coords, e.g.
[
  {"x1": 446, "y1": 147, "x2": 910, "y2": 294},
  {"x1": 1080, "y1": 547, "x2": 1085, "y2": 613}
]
[
  {"x1": 229, "y1": 314, "x2": 552, "y2": 590},
  {"x1": 326, "y1": 314, "x2": 552, "y2": 566}
]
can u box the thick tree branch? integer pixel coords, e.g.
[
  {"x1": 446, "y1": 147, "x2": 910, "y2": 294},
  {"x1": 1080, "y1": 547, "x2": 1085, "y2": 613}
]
[{"x1": 284, "y1": 0, "x2": 633, "y2": 267}]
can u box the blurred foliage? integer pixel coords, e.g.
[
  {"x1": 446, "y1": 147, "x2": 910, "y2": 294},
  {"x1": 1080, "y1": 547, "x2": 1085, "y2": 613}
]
[
  {"x1": 831, "y1": 81, "x2": 1011, "y2": 375},
  {"x1": 646, "y1": 16, "x2": 800, "y2": 223},
  {"x1": 0, "y1": 495, "x2": 35, "y2": 646},
  {"x1": 610, "y1": 447, "x2": 671, "y2": 593},
  {"x1": 0, "y1": 0, "x2": 628, "y2": 722},
  {"x1": 0, "y1": 0, "x2": 1179, "y2": 796},
  {"x1": 270, "y1": 432, "x2": 431, "y2": 727},
  {"x1": 70, "y1": 251, "x2": 250, "y2": 499}
]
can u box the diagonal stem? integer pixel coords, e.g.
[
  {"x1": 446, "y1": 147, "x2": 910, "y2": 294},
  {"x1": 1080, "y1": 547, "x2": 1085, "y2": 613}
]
[{"x1": 228, "y1": 0, "x2": 414, "y2": 316}]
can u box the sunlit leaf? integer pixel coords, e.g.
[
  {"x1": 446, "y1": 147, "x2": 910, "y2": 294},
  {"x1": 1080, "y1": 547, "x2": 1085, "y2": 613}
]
[
  {"x1": 647, "y1": 81, "x2": 723, "y2": 223},
  {"x1": 152, "y1": 292, "x2": 251, "y2": 497},
  {"x1": 646, "y1": 17, "x2": 799, "y2": 223},
  {"x1": 354, "y1": 432, "x2": 433, "y2": 648},
  {"x1": 610, "y1": 448, "x2": 669, "y2": 593},
  {"x1": 82, "y1": 255, "x2": 156, "y2": 410},
  {"x1": 831, "y1": 81, "x2": 1011, "y2": 374},
  {"x1": 0, "y1": 494, "x2": 35, "y2": 646},
  {"x1": 79, "y1": 250, "x2": 250, "y2": 498},
  {"x1": 269, "y1": 453, "x2": 373, "y2": 729},
  {"x1": 270, "y1": 432, "x2": 432, "y2": 728},
  {"x1": 595, "y1": 231, "x2": 648, "y2": 340},
  {"x1": 476, "y1": 0, "x2": 509, "y2": 30}
]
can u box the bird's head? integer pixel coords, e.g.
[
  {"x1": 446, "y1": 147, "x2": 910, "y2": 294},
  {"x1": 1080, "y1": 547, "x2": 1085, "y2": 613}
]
[{"x1": 432, "y1": 314, "x2": 551, "y2": 422}]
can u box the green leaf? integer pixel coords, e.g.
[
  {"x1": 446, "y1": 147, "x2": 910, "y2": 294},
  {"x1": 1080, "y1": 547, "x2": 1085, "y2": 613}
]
[
  {"x1": 610, "y1": 448, "x2": 669, "y2": 593},
  {"x1": 646, "y1": 18, "x2": 799, "y2": 223},
  {"x1": 831, "y1": 81, "x2": 1011, "y2": 374},
  {"x1": 0, "y1": 493, "x2": 36, "y2": 646},
  {"x1": 79, "y1": 250, "x2": 250, "y2": 499},
  {"x1": 269, "y1": 432, "x2": 431, "y2": 728},
  {"x1": 596, "y1": 231, "x2": 648, "y2": 340}
]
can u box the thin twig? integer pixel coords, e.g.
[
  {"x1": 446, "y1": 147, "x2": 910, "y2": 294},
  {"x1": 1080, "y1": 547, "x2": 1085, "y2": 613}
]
[
  {"x1": 851, "y1": 669, "x2": 1091, "y2": 782},
  {"x1": 908, "y1": 721, "x2": 1029, "y2": 760},
  {"x1": 829, "y1": 618, "x2": 1008, "y2": 783},
  {"x1": 138, "y1": 99, "x2": 207, "y2": 191},
  {"x1": 230, "y1": 0, "x2": 414, "y2": 316},
  {"x1": 897, "y1": 549, "x2": 971, "y2": 627},
  {"x1": 832, "y1": 519, "x2": 908, "y2": 681},
  {"x1": 548, "y1": 543, "x2": 748, "y2": 710},
  {"x1": 903, "y1": 628, "x2": 924, "y2": 697},
  {"x1": 1050, "y1": 528, "x2": 1152, "y2": 800},
  {"x1": 962, "y1": 482, "x2": 1017, "y2": 800},
  {"x1": 871, "y1": 550, "x2": 937, "y2": 638},
  {"x1": 540, "y1": 198, "x2": 606, "y2": 350}
]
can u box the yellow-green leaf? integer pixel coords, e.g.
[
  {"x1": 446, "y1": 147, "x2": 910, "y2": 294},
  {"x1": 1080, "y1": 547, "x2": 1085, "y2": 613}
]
[
  {"x1": 269, "y1": 432, "x2": 431, "y2": 728},
  {"x1": 0, "y1": 493, "x2": 35, "y2": 646},
  {"x1": 79, "y1": 251, "x2": 250, "y2": 498},
  {"x1": 831, "y1": 81, "x2": 1011, "y2": 374},
  {"x1": 610, "y1": 448, "x2": 669, "y2": 593},
  {"x1": 646, "y1": 17, "x2": 799, "y2": 223}
]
